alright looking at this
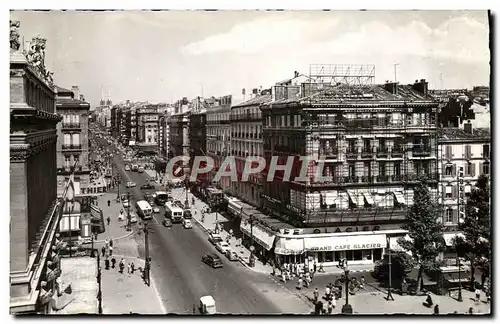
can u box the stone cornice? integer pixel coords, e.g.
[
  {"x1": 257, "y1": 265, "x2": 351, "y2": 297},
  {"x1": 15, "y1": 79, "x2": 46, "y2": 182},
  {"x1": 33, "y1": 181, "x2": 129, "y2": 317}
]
[
  {"x1": 10, "y1": 130, "x2": 57, "y2": 161},
  {"x1": 11, "y1": 103, "x2": 61, "y2": 123}
]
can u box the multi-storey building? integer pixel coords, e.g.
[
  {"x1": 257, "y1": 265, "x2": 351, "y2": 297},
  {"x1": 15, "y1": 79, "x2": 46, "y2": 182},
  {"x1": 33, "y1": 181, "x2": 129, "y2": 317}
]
[
  {"x1": 259, "y1": 67, "x2": 439, "y2": 266},
  {"x1": 10, "y1": 24, "x2": 63, "y2": 314},
  {"x1": 230, "y1": 92, "x2": 269, "y2": 206},
  {"x1": 168, "y1": 98, "x2": 191, "y2": 167},
  {"x1": 158, "y1": 113, "x2": 169, "y2": 159},
  {"x1": 55, "y1": 85, "x2": 91, "y2": 196},
  {"x1": 189, "y1": 98, "x2": 207, "y2": 184},
  {"x1": 206, "y1": 95, "x2": 232, "y2": 191},
  {"x1": 438, "y1": 123, "x2": 490, "y2": 257}
]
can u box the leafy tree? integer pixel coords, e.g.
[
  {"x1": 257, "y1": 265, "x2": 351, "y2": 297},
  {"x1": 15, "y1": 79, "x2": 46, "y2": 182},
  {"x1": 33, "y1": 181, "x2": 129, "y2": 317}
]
[
  {"x1": 454, "y1": 174, "x2": 490, "y2": 290},
  {"x1": 374, "y1": 251, "x2": 415, "y2": 285},
  {"x1": 398, "y1": 181, "x2": 446, "y2": 294}
]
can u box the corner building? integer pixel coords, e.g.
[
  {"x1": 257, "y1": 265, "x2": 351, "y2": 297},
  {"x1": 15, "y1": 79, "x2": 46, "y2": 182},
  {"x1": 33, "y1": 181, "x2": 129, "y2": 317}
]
[{"x1": 260, "y1": 77, "x2": 439, "y2": 266}]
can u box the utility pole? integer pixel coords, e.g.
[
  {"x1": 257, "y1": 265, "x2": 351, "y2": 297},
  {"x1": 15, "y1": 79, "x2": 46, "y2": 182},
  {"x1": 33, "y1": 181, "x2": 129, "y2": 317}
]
[
  {"x1": 144, "y1": 221, "x2": 151, "y2": 287},
  {"x1": 386, "y1": 237, "x2": 394, "y2": 301}
]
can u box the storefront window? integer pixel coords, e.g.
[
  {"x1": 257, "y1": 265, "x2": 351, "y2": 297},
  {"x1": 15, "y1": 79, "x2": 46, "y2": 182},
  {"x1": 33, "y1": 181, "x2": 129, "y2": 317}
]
[
  {"x1": 325, "y1": 251, "x2": 334, "y2": 262},
  {"x1": 362, "y1": 250, "x2": 372, "y2": 260},
  {"x1": 334, "y1": 251, "x2": 342, "y2": 262},
  {"x1": 318, "y1": 252, "x2": 324, "y2": 263},
  {"x1": 353, "y1": 250, "x2": 363, "y2": 260},
  {"x1": 346, "y1": 250, "x2": 354, "y2": 261},
  {"x1": 373, "y1": 248, "x2": 382, "y2": 261}
]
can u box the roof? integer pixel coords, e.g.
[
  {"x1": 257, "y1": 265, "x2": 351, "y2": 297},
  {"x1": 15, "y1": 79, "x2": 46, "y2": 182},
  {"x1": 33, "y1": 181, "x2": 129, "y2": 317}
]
[
  {"x1": 439, "y1": 127, "x2": 491, "y2": 141},
  {"x1": 55, "y1": 85, "x2": 73, "y2": 95},
  {"x1": 56, "y1": 98, "x2": 90, "y2": 108},
  {"x1": 266, "y1": 84, "x2": 436, "y2": 107},
  {"x1": 232, "y1": 94, "x2": 272, "y2": 108}
]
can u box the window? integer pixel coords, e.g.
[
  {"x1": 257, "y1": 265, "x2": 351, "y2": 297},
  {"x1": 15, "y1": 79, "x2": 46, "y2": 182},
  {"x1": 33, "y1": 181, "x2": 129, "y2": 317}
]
[
  {"x1": 64, "y1": 156, "x2": 71, "y2": 168},
  {"x1": 379, "y1": 138, "x2": 386, "y2": 149},
  {"x1": 73, "y1": 155, "x2": 80, "y2": 166},
  {"x1": 482, "y1": 162, "x2": 490, "y2": 175},
  {"x1": 379, "y1": 162, "x2": 386, "y2": 176},
  {"x1": 348, "y1": 163, "x2": 355, "y2": 177},
  {"x1": 483, "y1": 144, "x2": 490, "y2": 158},
  {"x1": 445, "y1": 209, "x2": 454, "y2": 223},
  {"x1": 363, "y1": 139, "x2": 371, "y2": 152},
  {"x1": 445, "y1": 165, "x2": 453, "y2": 176},
  {"x1": 364, "y1": 161, "x2": 371, "y2": 177},
  {"x1": 394, "y1": 162, "x2": 401, "y2": 176},
  {"x1": 445, "y1": 185, "x2": 452, "y2": 198},
  {"x1": 445, "y1": 145, "x2": 452, "y2": 159},
  {"x1": 348, "y1": 140, "x2": 356, "y2": 152}
]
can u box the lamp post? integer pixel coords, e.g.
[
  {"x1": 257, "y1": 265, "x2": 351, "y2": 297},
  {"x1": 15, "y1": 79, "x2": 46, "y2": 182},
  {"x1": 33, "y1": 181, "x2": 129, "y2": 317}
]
[
  {"x1": 248, "y1": 214, "x2": 255, "y2": 267},
  {"x1": 339, "y1": 259, "x2": 353, "y2": 314},
  {"x1": 126, "y1": 191, "x2": 131, "y2": 232},
  {"x1": 143, "y1": 221, "x2": 151, "y2": 287},
  {"x1": 386, "y1": 237, "x2": 394, "y2": 301}
]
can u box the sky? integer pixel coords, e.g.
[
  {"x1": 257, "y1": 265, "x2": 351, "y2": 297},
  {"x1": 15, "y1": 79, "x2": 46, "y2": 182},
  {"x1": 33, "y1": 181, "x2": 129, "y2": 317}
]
[{"x1": 10, "y1": 10, "x2": 490, "y2": 108}]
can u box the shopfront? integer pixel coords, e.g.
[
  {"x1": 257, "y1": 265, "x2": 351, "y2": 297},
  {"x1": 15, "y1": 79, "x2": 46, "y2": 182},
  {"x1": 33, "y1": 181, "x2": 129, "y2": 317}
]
[
  {"x1": 274, "y1": 231, "x2": 404, "y2": 267},
  {"x1": 240, "y1": 221, "x2": 276, "y2": 263}
]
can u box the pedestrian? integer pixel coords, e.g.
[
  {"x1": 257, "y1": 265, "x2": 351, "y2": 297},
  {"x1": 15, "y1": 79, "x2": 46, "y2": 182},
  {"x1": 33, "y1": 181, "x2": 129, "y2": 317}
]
[
  {"x1": 101, "y1": 246, "x2": 106, "y2": 257},
  {"x1": 325, "y1": 285, "x2": 331, "y2": 301},
  {"x1": 468, "y1": 307, "x2": 474, "y2": 315},
  {"x1": 282, "y1": 271, "x2": 287, "y2": 283},
  {"x1": 105, "y1": 257, "x2": 110, "y2": 270},
  {"x1": 107, "y1": 199, "x2": 111, "y2": 207},
  {"x1": 111, "y1": 257, "x2": 116, "y2": 269},
  {"x1": 475, "y1": 288, "x2": 481, "y2": 302},
  {"x1": 119, "y1": 258, "x2": 125, "y2": 274},
  {"x1": 327, "y1": 301, "x2": 333, "y2": 314},
  {"x1": 297, "y1": 276, "x2": 303, "y2": 290},
  {"x1": 109, "y1": 239, "x2": 113, "y2": 248},
  {"x1": 313, "y1": 288, "x2": 319, "y2": 303},
  {"x1": 131, "y1": 262, "x2": 135, "y2": 274},
  {"x1": 433, "y1": 304, "x2": 440, "y2": 315},
  {"x1": 360, "y1": 276, "x2": 365, "y2": 289},
  {"x1": 423, "y1": 293, "x2": 433, "y2": 308},
  {"x1": 107, "y1": 216, "x2": 110, "y2": 226},
  {"x1": 109, "y1": 245, "x2": 113, "y2": 256},
  {"x1": 313, "y1": 262, "x2": 317, "y2": 274},
  {"x1": 127, "y1": 262, "x2": 131, "y2": 274}
]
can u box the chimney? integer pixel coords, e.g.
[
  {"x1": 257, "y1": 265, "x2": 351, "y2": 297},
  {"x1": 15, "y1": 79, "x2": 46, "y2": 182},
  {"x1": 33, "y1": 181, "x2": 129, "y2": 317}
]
[
  {"x1": 464, "y1": 121, "x2": 473, "y2": 134},
  {"x1": 71, "y1": 86, "x2": 80, "y2": 99},
  {"x1": 413, "y1": 79, "x2": 429, "y2": 96},
  {"x1": 79, "y1": 94, "x2": 85, "y2": 101},
  {"x1": 294, "y1": 71, "x2": 299, "y2": 78},
  {"x1": 384, "y1": 81, "x2": 398, "y2": 95}
]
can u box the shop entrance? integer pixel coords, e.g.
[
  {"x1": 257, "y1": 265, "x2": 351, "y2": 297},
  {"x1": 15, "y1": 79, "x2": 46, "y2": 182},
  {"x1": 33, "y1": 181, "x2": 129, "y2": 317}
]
[{"x1": 316, "y1": 248, "x2": 383, "y2": 264}]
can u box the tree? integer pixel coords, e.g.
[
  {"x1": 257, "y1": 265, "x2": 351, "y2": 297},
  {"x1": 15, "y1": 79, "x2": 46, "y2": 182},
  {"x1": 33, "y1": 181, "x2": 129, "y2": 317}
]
[
  {"x1": 454, "y1": 174, "x2": 490, "y2": 290},
  {"x1": 398, "y1": 181, "x2": 446, "y2": 294},
  {"x1": 374, "y1": 251, "x2": 415, "y2": 285}
]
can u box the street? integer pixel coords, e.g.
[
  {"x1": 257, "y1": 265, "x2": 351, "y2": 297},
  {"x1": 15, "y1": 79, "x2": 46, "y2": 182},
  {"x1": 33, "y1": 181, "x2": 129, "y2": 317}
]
[{"x1": 102, "y1": 138, "x2": 310, "y2": 314}]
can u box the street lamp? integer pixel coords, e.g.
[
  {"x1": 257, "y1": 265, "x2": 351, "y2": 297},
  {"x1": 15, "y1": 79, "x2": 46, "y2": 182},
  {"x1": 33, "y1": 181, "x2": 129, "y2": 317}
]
[
  {"x1": 386, "y1": 237, "x2": 394, "y2": 301},
  {"x1": 248, "y1": 214, "x2": 256, "y2": 267},
  {"x1": 143, "y1": 221, "x2": 151, "y2": 287},
  {"x1": 339, "y1": 259, "x2": 353, "y2": 314},
  {"x1": 126, "y1": 191, "x2": 132, "y2": 232}
]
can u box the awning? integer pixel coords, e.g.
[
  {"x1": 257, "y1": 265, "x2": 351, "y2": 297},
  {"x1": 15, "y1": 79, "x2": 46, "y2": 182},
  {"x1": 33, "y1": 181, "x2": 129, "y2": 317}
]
[
  {"x1": 347, "y1": 190, "x2": 363, "y2": 206},
  {"x1": 443, "y1": 232, "x2": 465, "y2": 247},
  {"x1": 90, "y1": 205, "x2": 105, "y2": 233},
  {"x1": 228, "y1": 200, "x2": 243, "y2": 217},
  {"x1": 394, "y1": 192, "x2": 406, "y2": 205},
  {"x1": 324, "y1": 192, "x2": 338, "y2": 205},
  {"x1": 303, "y1": 233, "x2": 387, "y2": 252},
  {"x1": 274, "y1": 237, "x2": 305, "y2": 255},
  {"x1": 362, "y1": 191, "x2": 375, "y2": 205},
  {"x1": 240, "y1": 222, "x2": 276, "y2": 251}
]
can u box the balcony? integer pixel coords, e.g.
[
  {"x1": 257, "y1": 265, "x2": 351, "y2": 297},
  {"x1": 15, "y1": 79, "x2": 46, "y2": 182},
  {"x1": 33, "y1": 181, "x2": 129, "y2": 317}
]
[
  {"x1": 413, "y1": 146, "x2": 432, "y2": 157},
  {"x1": 361, "y1": 148, "x2": 373, "y2": 158},
  {"x1": 361, "y1": 175, "x2": 373, "y2": 183},
  {"x1": 303, "y1": 206, "x2": 408, "y2": 224},
  {"x1": 391, "y1": 148, "x2": 404, "y2": 157},
  {"x1": 320, "y1": 148, "x2": 339, "y2": 159},
  {"x1": 376, "y1": 146, "x2": 389, "y2": 157},
  {"x1": 344, "y1": 176, "x2": 359, "y2": 184},
  {"x1": 61, "y1": 122, "x2": 81, "y2": 130},
  {"x1": 377, "y1": 174, "x2": 390, "y2": 182},
  {"x1": 230, "y1": 113, "x2": 261, "y2": 122},
  {"x1": 392, "y1": 174, "x2": 404, "y2": 182},
  {"x1": 346, "y1": 149, "x2": 358, "y2": 159},
  {"x1": 62, "y1": 144, "x2": 82, "y2": 151}
]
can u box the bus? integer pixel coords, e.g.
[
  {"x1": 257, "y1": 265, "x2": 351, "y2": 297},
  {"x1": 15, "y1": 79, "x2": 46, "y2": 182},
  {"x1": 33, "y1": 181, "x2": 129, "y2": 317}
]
[
  {"x1": 136, "y1": 200, "x2": 153, "y2": 220},
  {"x1": 155, "y1": 191, "x2": 170, "y2": 206},
  {"x1": 165, "y1": 202, "x2": 184, "y2": 223}
]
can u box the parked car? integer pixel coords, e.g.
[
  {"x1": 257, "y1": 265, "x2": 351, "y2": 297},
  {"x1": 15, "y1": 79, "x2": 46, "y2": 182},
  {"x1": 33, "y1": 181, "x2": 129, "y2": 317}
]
[
  {"x1": 183, "y1": 219, "x2": 193, "y2": 229},
  {"x1": 162, "y1": 218, "x2": 172, "y2": 227},
  {"x1": 126, "y1": 181, "x2": 136, "y2": 188},
  {"x1": 122, "y1": 200, "x2": 130, "y2": 208},
  {"x1": 208, "y1": 233, "x2": 223, "y2": 245},
  {"x1": 153, "y1": 206, "x2": 160, "y2": 213},
  {"x1": 225, "y1": 249, "x2": 239, "y2": 262},
  {"x1": 183, "y1": 209, "x2": 192, "y2": 219},
  {"x1": 138, "y1": 166, "x2": 145, "y2": 173},
  {"x1": 215, "y1": 241, "x2": 230, "y2": 254},
  {"x1": 202, "y1": 253, "x2": 223, "y2": 268},
  {"x1": 140, "y1": 183, "x2": 155, "y2": 190},
  {"x1": 124, "y1": 165, "x2": 131, "y2": 171},
  {"x1": 130, "y1": 212, "x2": 138, "y2": 223}
]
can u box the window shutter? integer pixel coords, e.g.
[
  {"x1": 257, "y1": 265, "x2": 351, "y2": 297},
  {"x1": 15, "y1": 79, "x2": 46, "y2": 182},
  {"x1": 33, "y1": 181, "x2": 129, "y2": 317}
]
[
  {"x1": 452, "y1": 164, "x2": 456, "y2": 177},
  {"x1": 446, "y1": 145, "x2": 452, "y2": 159},
  {"x1": 453, "y1": 209, "x2": 459, "y2": 224},
  {"x1": 452, "y1": 185, "x2": 458, "y2": 199},
  {"x1": 471, "y1": 163, "x2": 476, "y2": 177},
  {"x1": 480, "y1": 162, "x2": 483, "y2": 175},
  {"x1": 464, "y1": 163, "x2": 469, "y2": 176}
]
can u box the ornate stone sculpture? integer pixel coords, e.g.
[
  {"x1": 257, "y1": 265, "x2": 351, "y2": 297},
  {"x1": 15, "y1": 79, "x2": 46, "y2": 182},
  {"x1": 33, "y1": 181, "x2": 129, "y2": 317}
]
[
  {"x1": 10, "y1": 20, "x2": 21, "y2": 50},
  {"x1": 23, "y1": 35, "x2": 54, "y2": 86}
]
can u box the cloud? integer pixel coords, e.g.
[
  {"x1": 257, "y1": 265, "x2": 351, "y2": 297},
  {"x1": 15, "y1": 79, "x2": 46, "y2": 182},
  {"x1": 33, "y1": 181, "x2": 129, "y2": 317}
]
[
  {"x1": 181, "y1": 14, "x2": 489, "y2": 66},
  {"x1": 180, "y1": 16, "x2": 339, "y2": 55}
]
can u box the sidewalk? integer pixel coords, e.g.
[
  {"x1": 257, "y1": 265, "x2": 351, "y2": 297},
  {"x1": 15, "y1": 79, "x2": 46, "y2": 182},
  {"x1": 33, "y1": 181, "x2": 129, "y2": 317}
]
[
  {"x1": 100, "y1": 256, "x2": 165, "y2": 314},
  {"x1": 171, "y1": 188, "x2": 375, "y2": 277},
  {"x1": 94, "y1": 193, "x2": 135, "y2": 244}
]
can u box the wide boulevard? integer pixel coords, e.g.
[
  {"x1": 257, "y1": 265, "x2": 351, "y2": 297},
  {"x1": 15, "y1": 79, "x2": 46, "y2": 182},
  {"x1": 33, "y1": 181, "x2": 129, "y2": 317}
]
[{"x1": 97, "y1": 138, "x2": 310, "y2": 315}]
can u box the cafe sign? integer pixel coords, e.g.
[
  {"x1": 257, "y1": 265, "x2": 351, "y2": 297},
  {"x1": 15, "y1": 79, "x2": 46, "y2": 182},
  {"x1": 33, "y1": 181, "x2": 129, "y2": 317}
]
[{"x1": 304, "y1": 234, "x2": 387, "y2": 252}]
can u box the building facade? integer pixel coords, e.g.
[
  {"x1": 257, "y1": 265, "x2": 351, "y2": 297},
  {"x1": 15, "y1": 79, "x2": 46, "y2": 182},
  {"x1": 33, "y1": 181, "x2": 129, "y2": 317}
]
[
  {"x1": 230, "y1": 92, "x2": 269, "y2": 206},
  {"x1": 136, "y1": 104, "x2": 159, "y2": 153},
  {"x1": 206, "y1": 95, "x2": 232, "y2": 191},
  {"x1": 259, "y1": 77, "x2": 439, "y2": 266},
  {"x1": 189, "y1": 106, "x2": 207, "y2": 183},
  {"x1": 10, "y1": 24, "x2": 63, "y2": 314},
  {"x1": 438, "y1": 124, "x2": 490, "y2": 257},
  {"x1": 55, "y1": 85, "x2": 91, "y2": 197},
  {"x1": 168, "y1": 99, "x2": 191, "y2": 168}
]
